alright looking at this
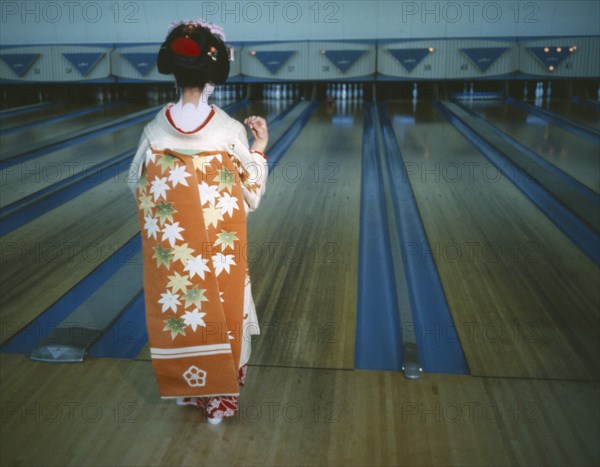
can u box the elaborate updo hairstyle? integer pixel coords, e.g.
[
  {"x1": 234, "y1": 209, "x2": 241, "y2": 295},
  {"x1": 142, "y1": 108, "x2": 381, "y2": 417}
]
[{"x1": 157, "y1": 20, "x2": 230, "y2": 88}]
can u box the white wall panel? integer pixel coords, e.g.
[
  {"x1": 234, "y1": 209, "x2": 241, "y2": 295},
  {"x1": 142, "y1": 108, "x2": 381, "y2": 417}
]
[
  {"x1": 378, "y1": 40, "x2": 445, "y2": 80},
  {"x1": 443, "y1": 39, "x2": 518, "y2": 79},
  {"x1": 307, "y1": 42, "x2": 376, "y2": 80},
  {"x1": 519, "y1": 37, "x2": 600, "y2": 77},
  {"x1": 240, "y1": 42, "x2": 309, "y2": 80},
  {"x1": 0, "y1": 45, "x2": 110, "y2": 81}
]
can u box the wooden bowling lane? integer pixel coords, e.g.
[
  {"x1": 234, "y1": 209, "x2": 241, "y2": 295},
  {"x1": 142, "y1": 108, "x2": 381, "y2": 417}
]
[
  {"x1": 0, "y1": 177, "x2": 139, "y2": 346},
  {"x1": 543, "y1": 99, "x2": 600, "y2": 132},
  {"x1": 0, "y1": 101, "x2": 291, "y2": 347},
  {"x1": 1, "y1": 101, "x2": 285, "y2": 209},
  {"x1": 1, "y1": 353, "x2": 598, "y2": 466},
  {"x1": 0, "y1": 103, "x2": 147, "y2": 158},
  {"x1": 0, "y1": 120, "x2": 147, "y2": 208},
  {"x1": 466, "y1": 101, "x2": 599, "y2": 194},
  {"x1": 0, "y1": 102, "x2": 96, "y2": 131},
  {"x1": 247, "y1": 103, "x2": 362, "y2": 370},
  {"x1": 387, "y1": 101, "x2": 599, "y2": 381}
]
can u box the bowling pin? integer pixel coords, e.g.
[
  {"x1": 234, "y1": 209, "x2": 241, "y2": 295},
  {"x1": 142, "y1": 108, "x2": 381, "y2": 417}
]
[
  {"x1": 546, "y1": 81, "x2": 552, "y2": 99},
  {"x1": 412, "y1": 83, "x2": 418, "y2": 100}
]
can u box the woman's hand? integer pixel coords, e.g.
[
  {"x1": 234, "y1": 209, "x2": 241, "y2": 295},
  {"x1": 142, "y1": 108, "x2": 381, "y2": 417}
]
[{"x1": 244, "y1": 115, "x2": 268, "y2": 154}]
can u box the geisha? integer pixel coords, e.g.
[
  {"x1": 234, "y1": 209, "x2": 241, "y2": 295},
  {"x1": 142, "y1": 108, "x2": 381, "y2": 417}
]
[{"x1": 127, "y1": 19, "x2": 269, "y2": 424}]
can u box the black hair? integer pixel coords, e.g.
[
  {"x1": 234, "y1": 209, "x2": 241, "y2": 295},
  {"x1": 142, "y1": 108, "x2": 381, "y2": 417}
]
[{"x1": 157, "y1": 22, "x2": 230, "y2": 87}]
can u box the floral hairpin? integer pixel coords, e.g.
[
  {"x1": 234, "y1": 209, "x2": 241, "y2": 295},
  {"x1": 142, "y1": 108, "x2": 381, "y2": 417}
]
[
  {"x1": 207, "y1": 46, "x2": 218, "y2": 61},
  {"x1": 168, "y1": 18, "x2": 226, "y2": 42}
]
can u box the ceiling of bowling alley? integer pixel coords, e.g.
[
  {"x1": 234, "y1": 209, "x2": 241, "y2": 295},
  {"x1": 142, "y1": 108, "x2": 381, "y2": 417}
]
[{"x1": 1, "y1": 1, "x2": 599, "y2": 45}]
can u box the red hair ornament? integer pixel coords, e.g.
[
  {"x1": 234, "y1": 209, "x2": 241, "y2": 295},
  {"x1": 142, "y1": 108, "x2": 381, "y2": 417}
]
[{"x1": 171, "y1": 37, "x2": 201, "y2": 57}]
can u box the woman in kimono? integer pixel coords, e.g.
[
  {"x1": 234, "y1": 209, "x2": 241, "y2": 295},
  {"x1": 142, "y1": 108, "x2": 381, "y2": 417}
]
[{"x1": 127, "y1": 19, "x2": 269, "y2": 424}]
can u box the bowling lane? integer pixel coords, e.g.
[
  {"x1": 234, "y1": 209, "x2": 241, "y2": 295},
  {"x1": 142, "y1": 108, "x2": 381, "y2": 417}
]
[
  {"x1": 248, "y1": 102, "x2": 362, "y2": 369},
  {"x1": 0, "y1": 103, "x2": 148, "y2": 157},
  {"x1": 0, "y1": 120, "x2": 147, "y2": 208},
  {"x1": 0, "y1": 101, "x2": 293, "y2": 346},
  {"x1": 466, "y1": 101, "x2": 599, "y2": 193},
  {"x1": 540, "y1": 99, "x2": 600, "y2": 132},
  {"x1": 0, "y1": 101, "x2": 98, "y2": 131},
  {"x1": 388, "y1": 100, "x2": 599, "y2": 380},
  {"x1": 0, "y1": 101, "x2": 278, "y2": 209}
]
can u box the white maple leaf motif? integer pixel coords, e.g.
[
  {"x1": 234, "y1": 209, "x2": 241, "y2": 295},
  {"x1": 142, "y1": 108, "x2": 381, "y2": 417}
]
[
  {"x1": 144, "y1": 214, "x2": 160, "y2": 239},
  {"x1": 182, "y1": 308, "x2": 207, "y2": 332},
  {"x1": 145, "y1": 148, "x2": 157, "y2": 166},
  {"x1": 184, "y1": 255, "x2": 210, "y2": 280},
  {"x1": 217, "y1": 192, "x2": 239, "y2": 217},
  {"x1": 150, "y1": 177, "x2": 170, "y2": 201},
  {"x1": 198, "y1": 182, "x2": 220, "y2": 206},
  {"x1": 158, "y1": 290, "x2": 181, "y2": 313},
  {"x1": 162, "y1": 222, "x2": 185, "y2": 247},
  {"x1": 206, "y1": 153, "x2": 222, "y2": 163},
  {"x1": 219, "y1": 291, "x2": 224, "y2": 303},
  {"x1": 168, "y1": 165, "x2": 191, "y2": 188},
  {"x1": 212, "y1": 253, "x2": 236, "y2": 276}
]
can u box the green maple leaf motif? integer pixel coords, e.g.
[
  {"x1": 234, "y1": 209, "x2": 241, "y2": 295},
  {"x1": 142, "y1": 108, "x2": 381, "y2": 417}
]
[
  {"x1": 213, "y1": 168, "x2": 235, "y2": 193},
  {"x1": 138, "y1": 192, "x2": 154, "y2": 215},
  {"x1": 163, "y1": 317, "x2": 186, "y2": 339},
  {"x1": 137, "y1": 173, "x2": 149, "y2": 190},
  {"x1": 155, "y1": 201, "x2": 177, "y2": 225},
  {"x1": 215, "y1": 230, "x2": 238, "y2": 251},
  {"x1": 152, "y1": 244, "x2": 173, "y2": 269},
  {"x1": 183, "y1": 286, "x2": 209, "y2": 309},
  {"x1": 157, "y1": 155, "x2": 178, "y2": 174}
]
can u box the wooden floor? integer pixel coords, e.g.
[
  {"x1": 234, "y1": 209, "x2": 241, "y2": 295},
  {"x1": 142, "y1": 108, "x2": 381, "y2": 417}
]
[
  {"x1": 1, "y1": 99, "x2": 599, "y2": 466},
  {"x1": 247, "y1": 105, "x2": 362, "y2": 369},
  {"x1": 388, "y1": 101, "x2": 600, "y2": 380},
  {"x1": 1, "y1": 354, "x2": 598, "y2": 466},
  {"x1": 0, "y1": 103, "x2": 146, "y2": 160},
  {"x1": 468, "y1": 102, "x2": 600, "y2": 193},
  {"x1": 0, "y1": 119, "x2": 148, "y2": 208}
]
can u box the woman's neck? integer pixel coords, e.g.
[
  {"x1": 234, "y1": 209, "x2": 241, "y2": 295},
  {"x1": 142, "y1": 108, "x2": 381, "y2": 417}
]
[
  {"x1": 170, "y1": 85, "x2": 213, "y2": 132},
  {"x1": 181, "y1": 87, "x2": 206, "y2": 106}
]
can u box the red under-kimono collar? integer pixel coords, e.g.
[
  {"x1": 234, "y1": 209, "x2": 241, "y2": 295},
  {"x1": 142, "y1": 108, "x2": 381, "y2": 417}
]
[{"x1": 165, "y1": 103, "x2": 216, "y2": 135}]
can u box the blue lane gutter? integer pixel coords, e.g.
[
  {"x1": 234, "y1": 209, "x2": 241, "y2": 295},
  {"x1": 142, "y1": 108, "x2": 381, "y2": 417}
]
[
  {"x1": 355, "y1": 101, "x2": 403, "y2": 371},
  {"x1": 454, "y1": 100, "x2": 600, "y2": 207},
  {"x1": 1, "y1": 105, "x2": 163, "y2": 168},
  {"x1": 0, "y1": 102, "x2": 123, "y2": 136},
  {"x1": 267, "y1": 100, "x2": 317, "y2": 169},
  {"x1": 570, "y1": 96, "x2": 600, "y2": 112},
  {"x1": 377, "y1": 101, "x2": 469, "y2": 374},
  {"x1": 436, "y1": 101, "x2": 600, "y2": 268},
  {"x1": 506, "y1": 98, "x2": 600, "y2": 144},
  {"x1": 0, "y1": 235, "x2": 142, "y2": 354},
  {"x1": 0, "y1": 101, "x2": 61, "y2": 118}
]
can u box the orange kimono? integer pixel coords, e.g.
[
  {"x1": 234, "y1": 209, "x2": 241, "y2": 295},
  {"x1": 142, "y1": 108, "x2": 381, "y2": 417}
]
[{"x1": 130, "y1": 104, "x2": 267, "y2": 400}]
